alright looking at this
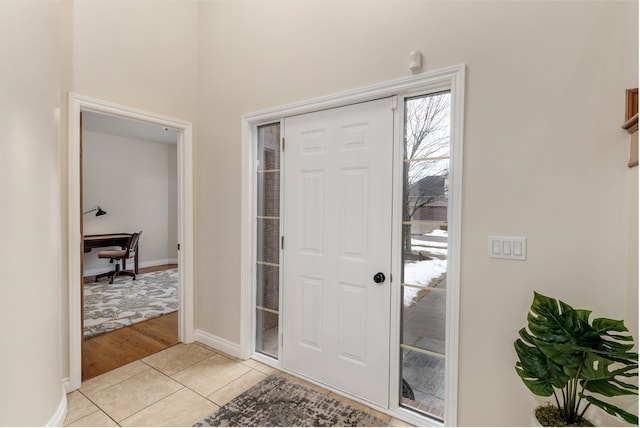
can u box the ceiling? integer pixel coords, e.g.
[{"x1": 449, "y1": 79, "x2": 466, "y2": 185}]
[{"x1": 82, "y1": 111, "x2": 178, "y2": 144}]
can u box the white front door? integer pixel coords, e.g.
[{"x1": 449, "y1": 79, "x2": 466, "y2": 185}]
[{"x1": 282, "y1": 98, "x2": 394, "y2": 407}]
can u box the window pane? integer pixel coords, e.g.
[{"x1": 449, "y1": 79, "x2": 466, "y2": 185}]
[
  {"x1": 257, "y1": 124, "x2": 280, "y2": 171},
  {"x1": 401, "y1": 350, "x2": 445, "y2": 420},
  {"x1": 402, "y1": 283, "x2": 446, "y2": 356},
  {"x1": 404, "y1": 160, "x2": 448, "y2": 223},
  {"x1": 256, "y1": 263, "x2": 279, "y2": 311},
  {"x1": 256, "y1": 309, "x2": 278, "y2": 357},
  {"x1": 257, "y1": 218, "x2": 279, "y2": 265},
  {"x1": 257, "y1": 171, "x2": 280, "y2": 218},
  {"x1": 402, "y1": 225, "x2": 448, "y2": 288},
  {"x1": 404, "y1": 93, "x2": 450, "y2": 160}
]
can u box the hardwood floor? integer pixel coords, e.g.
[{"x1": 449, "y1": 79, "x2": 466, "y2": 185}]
[{"x1": 82, "y1": 264, "x2": 179, "y2": 381}]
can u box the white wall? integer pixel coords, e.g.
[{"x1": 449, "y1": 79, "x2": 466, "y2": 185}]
[
  {"x1": 0, "y1": 1, "x2": 66, "y2": 425},
  {"x1": 195, "y1": 1, "x2": 638, "y2": 426},
  {"x1": 82, "y1": 130, "x2": 177, "y2": 275}
]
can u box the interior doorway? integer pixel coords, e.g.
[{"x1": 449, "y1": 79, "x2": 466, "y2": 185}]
[
  {"x1": 68, "y1": 93, "x2": 194, "y2": 391},
  {"x1": 80, "y1": 111, "x2": 180, "y2": 379}
]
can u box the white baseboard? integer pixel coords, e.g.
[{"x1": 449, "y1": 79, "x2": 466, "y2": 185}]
[
  {"x1": 46, "y1": 386, "x2": 68, "y2": 427},
  {"x1": 193, "y1": 329, "x2": 242, "y2": 359},
  {"x1": 62, "y1": 377, "x2": 72, "y2": 393},
  {"x1": 83, "y1": 258, "x2": 178, "y2": 277}
]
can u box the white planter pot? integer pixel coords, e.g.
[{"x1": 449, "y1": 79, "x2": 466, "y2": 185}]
[{"x1": 531, "y1": 409, "x2": 542, "y2": 427}]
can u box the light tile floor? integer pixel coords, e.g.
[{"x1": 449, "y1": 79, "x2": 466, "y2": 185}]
[{"x1": 64, "y1": 342, "x2": 412, "y2": 427}]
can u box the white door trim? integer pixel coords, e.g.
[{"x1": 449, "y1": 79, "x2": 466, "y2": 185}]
[
  {"x1": 67, "y1": 93, "x2": 194, "y2": 391},
  {"x1": 240, "y1": 64, "x2": 465, "y2": 426}
]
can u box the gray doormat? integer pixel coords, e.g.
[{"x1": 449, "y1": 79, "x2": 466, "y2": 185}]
[{"x1": 194, "y1": 374, "x2": 388, "y2": 427}]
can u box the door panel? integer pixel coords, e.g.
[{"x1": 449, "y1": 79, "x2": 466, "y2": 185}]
[
  {"x1": 301, "y1": 172, "x2": 324, "y2": 253},
  {"x1": 341, "y1": 168, "x2": 368, "y2": 257},
  {"x1": 282, "y1": 98, "x2": 394, "y2": 407},
  {"x1": 300, "y1": 276, "x2": 323, "y2": 350},
  {"x1": 338, "y1": 282, "x2": 367, "y2": 364}
]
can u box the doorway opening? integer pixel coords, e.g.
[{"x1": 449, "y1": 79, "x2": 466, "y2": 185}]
[
  {"x1": 241, "y1": 65, "x2": 465, "y2": 426},
  {"x1": 80, "y1": 111, "x2": 180, "y2": 379},
  {"x1": 68, "y1": 93, "x2": 194, "y2": 391}
]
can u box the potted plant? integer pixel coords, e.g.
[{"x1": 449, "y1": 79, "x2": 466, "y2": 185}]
[{"x1": 514, "y1": 292, "x2": 638, "y2": 426}]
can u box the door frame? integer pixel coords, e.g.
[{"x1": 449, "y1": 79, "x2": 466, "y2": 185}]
[
  {"x1": 240, "y1": 64, "x2": 465, "y2": 426},
  {"x1": 67, "y1": 93, "x2": 194, "y2": 391}
]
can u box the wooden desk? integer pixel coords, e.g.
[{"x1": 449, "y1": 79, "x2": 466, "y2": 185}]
[{"x1": 84, "y1": 233, "x2": 139, "y2": 273}]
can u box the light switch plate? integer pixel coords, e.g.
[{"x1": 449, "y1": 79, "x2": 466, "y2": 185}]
[{"x1": 489, "y1": 236, "x2": 526, "y2": 260}]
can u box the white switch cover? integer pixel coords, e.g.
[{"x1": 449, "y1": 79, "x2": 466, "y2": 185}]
[
  {"x1": 513, "y1": 241, "x2": 523, "y2": 256},
  {"x1": 489, "y1": 236, "x2": 526, "y2": 260}
]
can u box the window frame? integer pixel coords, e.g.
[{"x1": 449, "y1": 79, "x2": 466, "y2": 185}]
[
  {"x1": 254, "y1": 122, "x2": 284, "y2": 360},
  {"x1": 396, "y1": 90, "x2": 452, "y2": 422}
]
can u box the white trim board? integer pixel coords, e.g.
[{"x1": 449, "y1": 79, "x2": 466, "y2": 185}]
[
  {"x1": 67, "y1": 93, "x2": 194, "y2": 391},
  {"x1": 240, "y1": 64, "x2": 465, "y2": 427},
  {"x1": 192, "y1": 330, "x2": 242, "y2": 359}
]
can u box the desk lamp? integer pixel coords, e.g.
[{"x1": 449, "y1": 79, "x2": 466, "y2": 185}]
[{"x1": 83, "y1": 206, "x2": 107, "y2": 216}]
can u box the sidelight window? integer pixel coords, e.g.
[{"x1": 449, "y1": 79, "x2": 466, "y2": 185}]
[
  {"x1": 400, "y1": 92, "x2": 451, "y2": 421},
  {"x1": 255, "y1": 123, "x2": 281, "y2": 358}
]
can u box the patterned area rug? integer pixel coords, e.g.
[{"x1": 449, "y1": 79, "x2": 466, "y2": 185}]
[
  {"x1": 84, "y1": 268, "x2": 178, "y2": 339},
  {"x1": 194, "y1": 375, "x2": 388, "y2": 427}
]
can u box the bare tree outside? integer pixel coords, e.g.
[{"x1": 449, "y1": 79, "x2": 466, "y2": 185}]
[{"x1": 403, "y1": 92, "x2": 451, "y2": 254}]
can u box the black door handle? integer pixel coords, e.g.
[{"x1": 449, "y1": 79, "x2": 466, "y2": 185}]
[{"x1": 373, "y1": 272, "x2": 386, "y2": 284}]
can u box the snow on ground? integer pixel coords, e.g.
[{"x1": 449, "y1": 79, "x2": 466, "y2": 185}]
[
  {"x1": 403, "y1": 230, "x2": 449, "y2": 306},
  {"x1": 411, "y1": 238, "x2": 448, "y2": 250},
  {"x1": 410, "y1": 244, "x2": 447, "y2": 256},
  {"x1": 424, "y1": 229, "x2": 448, "y2": 238},
  {"x1": 403, "y1": 258, "x2": 447, "y2": 306}
]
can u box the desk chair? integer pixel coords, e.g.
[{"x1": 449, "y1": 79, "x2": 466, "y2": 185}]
[{"x1": 95, "y1": 231, "x2": 142, "y2": 284}]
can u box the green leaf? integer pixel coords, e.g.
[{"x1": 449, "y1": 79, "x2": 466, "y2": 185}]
[
  {"x1": 515, "y1": 330, "x2": 570, "y2": 392},
  {"x1": 527, "y1": 293, "x2": 598, "y2": 370},
  {"x1": 514, "y1": 338, "x2": 556, "y2": 396},
  {"x1": 517, "y1": 367, "x2": 555, "y2": 396},
  {"x1": 581, "y1": 394, "x2": 639, "y2": 425},
  {"x1": 581, "y1": 352, "x2": 638, "y2": 397},
  {"x1": 592, "y1": 317, "x2": 629, "y2": 334},
  {"x1": 592, "y1": 317, "x2": 636, "y2": 355}
]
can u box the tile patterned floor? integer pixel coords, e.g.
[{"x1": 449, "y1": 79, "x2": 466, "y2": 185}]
[{"x1": 64, "y1": 342, "x2": 412, "y2": 427}]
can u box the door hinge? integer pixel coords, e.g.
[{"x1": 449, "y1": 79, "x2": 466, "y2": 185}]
[
  {"x1": 391, "y1": 96, "x2": 398, "y2": 110},
  {"x1": 280, "y1": 236, "x2": 285, "y2": 250},
  {"x1": 177, "y1": 243, "x2": 181, "y2": 250},
  {"x1": 281, "y1": 137, "x2": 285, "y2": 152}
]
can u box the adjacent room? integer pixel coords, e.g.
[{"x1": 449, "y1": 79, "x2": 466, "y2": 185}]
[{"x1": 80, "y1": 112, "x2": 180, "y2": 379}]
